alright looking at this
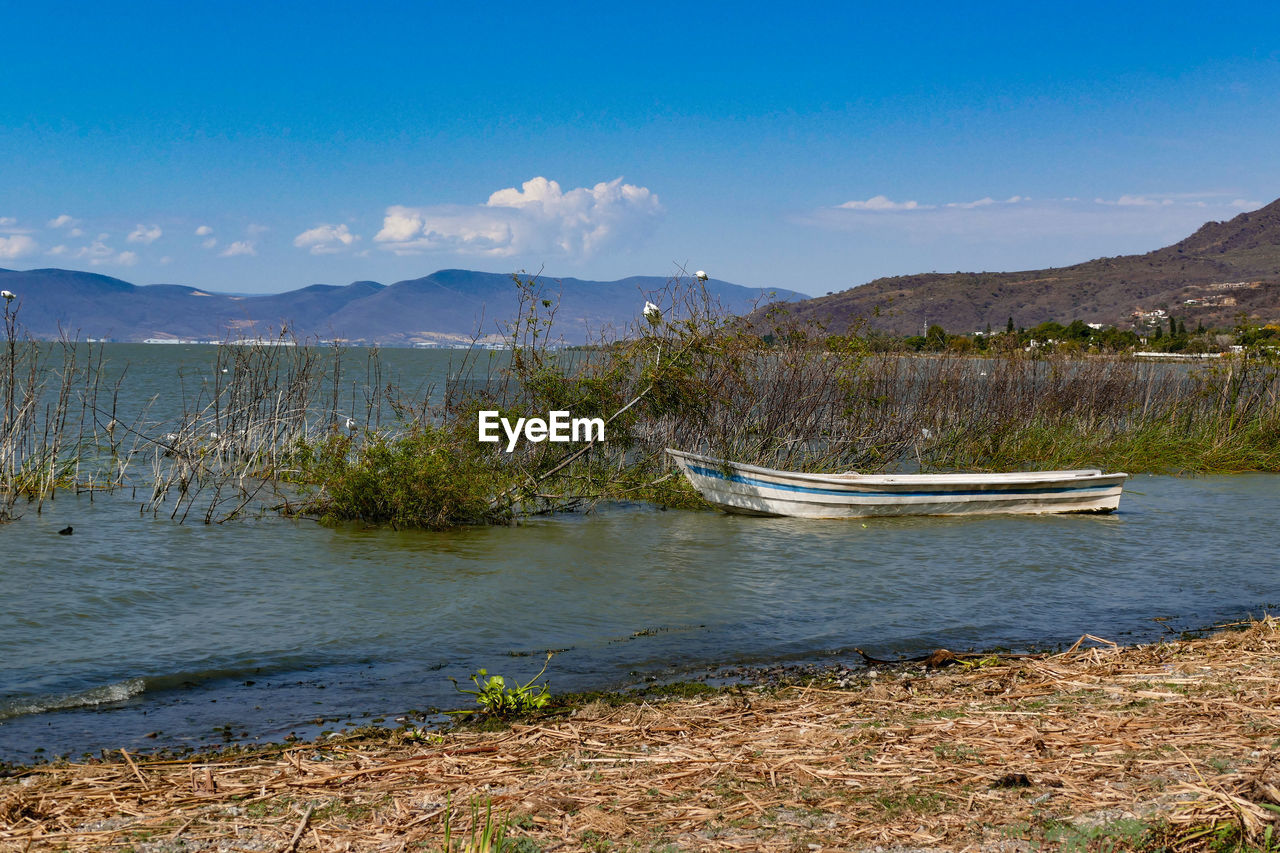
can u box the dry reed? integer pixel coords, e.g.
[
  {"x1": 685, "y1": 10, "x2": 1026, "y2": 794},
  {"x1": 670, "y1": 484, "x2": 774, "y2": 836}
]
[{"x1": 4, "y1": 619, "x2": 1279, "y2": 851}]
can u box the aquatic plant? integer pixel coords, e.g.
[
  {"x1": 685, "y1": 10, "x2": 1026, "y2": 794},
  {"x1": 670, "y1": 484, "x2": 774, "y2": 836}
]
[
  {"x1": 290, "y1": 421, "x2": 509, "y2": 529},
  {"x1": 449, "y1": 653, "x2": 553, "y2": 719}
]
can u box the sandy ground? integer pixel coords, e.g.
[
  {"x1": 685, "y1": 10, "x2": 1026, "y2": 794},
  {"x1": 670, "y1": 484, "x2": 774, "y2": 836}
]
[{"x1": 4, "y1": 619, "x2": 1280, "y2": 852}]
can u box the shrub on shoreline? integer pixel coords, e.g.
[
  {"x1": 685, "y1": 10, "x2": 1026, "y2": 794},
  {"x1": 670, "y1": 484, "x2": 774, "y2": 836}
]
[{"x1": 291, "y1": 423, "x2": 511, "y2": 530}]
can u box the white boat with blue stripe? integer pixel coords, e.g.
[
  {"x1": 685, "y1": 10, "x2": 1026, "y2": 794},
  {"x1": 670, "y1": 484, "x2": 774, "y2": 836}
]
[{"x1": 667, "y1": 449, "x2": 1128, "y2": 519}]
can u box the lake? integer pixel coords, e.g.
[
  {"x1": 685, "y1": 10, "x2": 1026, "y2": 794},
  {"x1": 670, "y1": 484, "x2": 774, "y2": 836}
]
[{"x1": 1, "y1": 345, "x2": 1277, "y2": 763}]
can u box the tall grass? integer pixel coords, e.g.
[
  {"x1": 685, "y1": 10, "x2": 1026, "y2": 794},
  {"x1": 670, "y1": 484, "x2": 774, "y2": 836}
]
[
  {"x1": 1, "y1": 300, "x2": 116, "y2": 520},
  {"x1": 874, "y1": 353, "x2": 1280, "y2": 473},
  {"x1": 137, "y1": 337, "x2": 341, "y2": 523},
  {"x1": 299, "y1": 274, "x2": 1278, "y2": 527},
  {"x1": 0, "y1": 300, "x2": 362, "y2": 523},
  {"x1": 2, "y1": 274, "x2": 1278, "y2": 529}
]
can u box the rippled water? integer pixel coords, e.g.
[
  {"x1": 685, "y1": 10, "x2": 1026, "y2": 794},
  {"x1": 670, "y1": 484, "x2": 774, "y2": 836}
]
[
  {"x1": 1, "y1": 346, "x2": 1278, "y2": 763},
  {"x1": 89, "y1": 343, "x2": 497, "y2": 424}
]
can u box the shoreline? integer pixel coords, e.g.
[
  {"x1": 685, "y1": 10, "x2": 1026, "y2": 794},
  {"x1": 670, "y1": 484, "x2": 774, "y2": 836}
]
[
  {"x1": 0, "y1": 606, "x2": 1240, "y2": 770},
  {"x1": 4, "y1": 619, "x2": 1279, "y2": 851}
]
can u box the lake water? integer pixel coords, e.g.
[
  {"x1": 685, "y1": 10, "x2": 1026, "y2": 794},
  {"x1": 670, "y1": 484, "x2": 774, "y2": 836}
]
[{"x1": 1, "y1": 346, "x2": 1278, "y2": 763}]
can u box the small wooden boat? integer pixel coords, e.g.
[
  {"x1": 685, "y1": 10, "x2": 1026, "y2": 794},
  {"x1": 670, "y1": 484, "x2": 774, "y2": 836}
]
[{"x1": 667, "y1": 449, "x2": 1127, "y2": 519}]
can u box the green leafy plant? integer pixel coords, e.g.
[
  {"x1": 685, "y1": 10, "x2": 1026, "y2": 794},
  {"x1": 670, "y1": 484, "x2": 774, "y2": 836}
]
[
  {"x1": 441, "y1": 794, "x2": 512, "y2": 852},
  {"x1": 292, "y1": 422, "x2": 510, "y2": 530},
  {"x1": 402, "y1": 728, "x2": 444, "y2": 745},
  {"x1": 449, "y1": 653, "x2": 553, "y2": 719}
]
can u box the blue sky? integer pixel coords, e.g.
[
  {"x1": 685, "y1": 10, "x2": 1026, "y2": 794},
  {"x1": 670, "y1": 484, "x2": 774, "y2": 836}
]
[{"x1": 2, "y1": 1, "x2": 1278, "y2": 296}]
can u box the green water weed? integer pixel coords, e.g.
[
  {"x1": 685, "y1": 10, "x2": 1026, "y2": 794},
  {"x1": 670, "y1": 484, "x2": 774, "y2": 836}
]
[{"x1": 449, "y1": 653, "x2": 554, "y2": 719}]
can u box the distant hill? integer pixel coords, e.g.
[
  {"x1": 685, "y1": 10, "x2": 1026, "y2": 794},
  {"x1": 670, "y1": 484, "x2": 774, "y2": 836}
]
[
  {"x1": 755, "y1": 198, "x2": 1280, "y2": 336},
  {"x1": 0, "y1": 268, "x2": 803, "y2": 345}
]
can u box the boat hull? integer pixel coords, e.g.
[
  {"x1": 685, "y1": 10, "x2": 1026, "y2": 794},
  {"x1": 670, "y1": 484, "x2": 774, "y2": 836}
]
[{"x1": 667, "y1": 449, "x2": 1127, "y2": 519}]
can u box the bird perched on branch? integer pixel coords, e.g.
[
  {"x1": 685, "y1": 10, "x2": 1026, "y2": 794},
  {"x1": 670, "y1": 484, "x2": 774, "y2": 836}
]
[
  {"x1": 1, "y1": 290, "x2": 15, "y2": 301},
  {"x1": 643, "y1": 301, "x2": 662, "y2": 325},
  {"x1": 695, "y1": 270, "x2": 709, "y2": 282}
]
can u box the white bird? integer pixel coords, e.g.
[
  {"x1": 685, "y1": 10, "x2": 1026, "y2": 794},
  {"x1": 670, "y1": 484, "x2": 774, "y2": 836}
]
[
  {"x1": 0, "y1": 290, "x2": 14, "y2": 301},
  {"x1": 345, "y1": 417, "x2": 357, "y2": 431},
  {"x1": 643, "y1": 301, "x2": 662, "y2": 325},
  {"x1": 695, "y1": 270, "x2": 709, "y2": 282}
]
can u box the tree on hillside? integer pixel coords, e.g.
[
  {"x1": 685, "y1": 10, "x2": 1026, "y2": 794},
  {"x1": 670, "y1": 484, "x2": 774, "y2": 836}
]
[
  {"x1": 1065, "y1": 319, "x2": 1091, "y2": 341},
  {"x1": 1030, "y1": 321, "x2": 1066, "y2": 341}
]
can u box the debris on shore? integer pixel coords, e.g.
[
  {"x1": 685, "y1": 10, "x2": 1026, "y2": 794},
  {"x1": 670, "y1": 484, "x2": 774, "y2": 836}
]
[{"x1": 4, "y1": 618, "x2": 1279, "y2": 851}]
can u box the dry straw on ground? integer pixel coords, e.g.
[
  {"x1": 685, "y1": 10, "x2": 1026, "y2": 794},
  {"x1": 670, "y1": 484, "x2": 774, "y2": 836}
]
[{"x1": 4, "y1": 619, "x2": 1280, "y2": 852}]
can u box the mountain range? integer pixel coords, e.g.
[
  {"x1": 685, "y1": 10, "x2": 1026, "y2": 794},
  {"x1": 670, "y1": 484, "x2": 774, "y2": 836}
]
[
  {"x1": 755, "y1": 197, "x2": 1280, "y2": 336},
  {"x1": 6, "y1": 199, "x2": 1280, "y2": 345},
  {"x1": 0, "y1": 268, "x2": 804, "y2": 345}
]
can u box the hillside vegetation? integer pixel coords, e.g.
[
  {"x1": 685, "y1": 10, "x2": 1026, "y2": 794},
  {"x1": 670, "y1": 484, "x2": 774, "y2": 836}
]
[{"x1": 760, "y1": 198, "x2": 1280, "y2": 336}]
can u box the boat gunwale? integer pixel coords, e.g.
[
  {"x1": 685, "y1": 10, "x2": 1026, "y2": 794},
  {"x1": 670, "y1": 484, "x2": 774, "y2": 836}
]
[{"x1": 665, "y1": 448, "x2": 1129, "y2": 488}]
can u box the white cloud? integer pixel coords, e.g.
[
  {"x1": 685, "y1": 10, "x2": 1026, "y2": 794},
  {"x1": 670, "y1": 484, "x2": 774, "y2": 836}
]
[
  {"x1": 486, "y1": 176, "x2": 570, "y2": 209},
  {"x1": 1093, "y1": 192, "x2": 1262, "y2": 210},
  {"x1": 47, "y1": 244, "x2": 67, "y2": 256},
  {"x1": 202, "y1": 237, "x2": 218, "y2": 249},
  {"x1": 375, "y1": 205, "x2": 512, "y2": 254},
  {"x1": 73, "y1": 239, "x2": 136, "y2": 266},
  {"x1": 376, "y1": 207, "x2": 425, "y2": 243},
  {"x1": 840, "y1": 194, "x2": 1031, "y2": 212},
  {"x1": 293, "y1": 223, "x2": 359, "y2": 254},
  {"x1": 948, "y1": 195, "x2": 1029, "y2": 209},
  {"x1": 69, "y1": 227, "x2": 84, "y2": 237},
  {"x1": 0, "y1": 235, "x2": 38, "y2": 259},
  {"x1": 127, "y1": 224, "x2": 163, "y2": 244},
  {"x1": 952, "y1": 195, "x2": 1029, "y2": 208},
  {"x1": 195, "y1": 225, "x2": 214, "y2": 236},
  {"x1": 246, "y1": 224, "x2": 269, "y2": 236},
  {"x1": 77, "y1": 240, "x2": 113, "y2": 260},
  {"x1": 838, "y1": 195, "x2": 933, "y2": 211},
  {"x1": 374, "y1": 176, "x2": 663, "y2": 258},
  {"x1": 1095, "y1": 194, "x2": 1172, "y2": 207},
  {"x1": 800, "y1": 191, "x2": 1269, "y2": 252},
  {"x1": 48, "y1": 214, "x2": 79, "y2": 229},
  {"x1": 220, "y1": 240, "x2": 256, "y2": 257},
  {"x1": 0, "y1": 218, "x2": 34, "y2": 235}
]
